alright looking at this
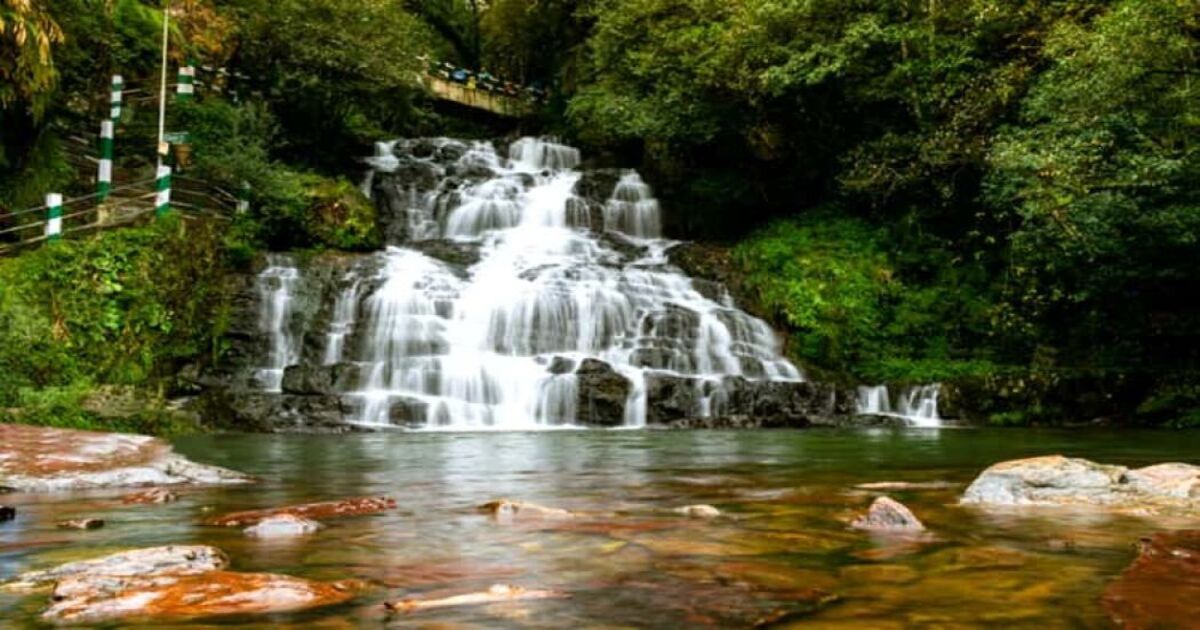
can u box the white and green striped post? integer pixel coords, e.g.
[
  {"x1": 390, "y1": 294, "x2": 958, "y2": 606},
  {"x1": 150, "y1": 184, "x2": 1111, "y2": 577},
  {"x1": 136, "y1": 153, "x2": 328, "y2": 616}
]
[
  {"x1": 45, "y1": 194, "x2": 63, "y2": 241},
  {"x1": 110, "y1": 74, "x2": 124, "y2": 121},
  {"x1": 155, "y1": 165, "x2": 172, "y2": 218},
  {"x1": 98, "y1": 120, "x2": 114, "y2": 201},
  {"x1": 237, "y1": 181, "x2": 251, "y2": 214},
  {"x1": 176, "y1": 65, "x2": 195, "y2": 102}
]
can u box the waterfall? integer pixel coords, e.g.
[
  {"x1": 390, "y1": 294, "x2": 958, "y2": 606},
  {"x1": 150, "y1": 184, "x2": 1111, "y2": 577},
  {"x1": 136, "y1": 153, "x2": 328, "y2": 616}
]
[
  {"x1": 254, "y1": 255, "x2": 302, "y2": 392},
  {"x1": 258, "y1": 137, "x2": 803, "y2": 430},
  {"x1": 855, "y1": 384, "x2": 943, "y2": 428}
]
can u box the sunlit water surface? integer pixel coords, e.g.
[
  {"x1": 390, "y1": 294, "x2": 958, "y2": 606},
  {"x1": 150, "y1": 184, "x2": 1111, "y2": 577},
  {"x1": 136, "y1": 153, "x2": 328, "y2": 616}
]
[{"x1": 3, "y1": 429, "x2": 1199, "y2": 627}]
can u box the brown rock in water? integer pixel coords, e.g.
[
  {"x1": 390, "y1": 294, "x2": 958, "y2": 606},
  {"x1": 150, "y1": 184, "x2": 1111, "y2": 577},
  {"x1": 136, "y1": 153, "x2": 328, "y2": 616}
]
[
  {"x1": 8, "y1": 545, "x2": 229, "y2": 590},
  {"x1": 477, "y1": 499, "x2": 574, "y2": 522},
  {"x1": 0, "y1": 424, "x2": 251, "y2": 492},
  {"x1": 243, "y1": 514, "x2": 321, "y2": 538},
  {"x1": 43, "y1": 571, "x2": 361, "y2": 623},
  {"x1": 384, "y1": 584, "x2": 568, "y2": 613},
  {"x1": 851, "y1": 496, "x2": 926, "y2": 532},
  {"x1": 57, "y1": 519, "x2": 105, "y2": 530},
  {"x1": 1102, "y1": 530, "x2": 1200, "y2": 629},
  {"x1": 123, "y1": 488, "x2": 179, "y2": 504},
  {"x1": 0, "y1": 506, "x2": 14, "y2": 522},
  {"x1": 208, "y1": 496, "x2": 396, "y2": 527}
]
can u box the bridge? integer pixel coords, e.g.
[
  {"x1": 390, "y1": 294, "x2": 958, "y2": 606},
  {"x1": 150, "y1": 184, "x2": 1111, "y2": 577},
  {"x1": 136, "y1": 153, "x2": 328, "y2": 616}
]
[{"x1": 424, "y1": 75, "x2": 537, "y2": 118}]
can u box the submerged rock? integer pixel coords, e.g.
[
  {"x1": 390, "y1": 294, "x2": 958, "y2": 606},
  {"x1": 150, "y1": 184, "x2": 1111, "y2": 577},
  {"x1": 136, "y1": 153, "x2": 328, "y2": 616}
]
[
  {"x1": 57, "y1": 519, "x2": 105, "y2": 530},
  {"x1": 478, "y1": 500, "x2": 574, "y2": 522},
  {"x1": 123, "y1": 488, "x2": 179, "y2": 505},
  {"x1": 1102, "y1": 530, "x2": 1200, "y2": 629},
  {"x1": 0, "y1": 425, "x2": 251, "y2": 492},
  {"x1": 244, "y1": 514, "x2": 322, "y2": 538},
  {"x1": 208, "y1": 496, "x2": 396, "y2": 527},
  {"x1": 851, "y1": 497, "x2": 926, "y2": 532},
  {"x1": 675, "y1": 505, "x2": 722, "y2": 519},
  {"x1": 8, "y1": 546, "x2": 229, "y2": 591},
  {"x1": 962, "y1": 456, "x2": 1200, "y2": 514},
  {"x1": 385, "y1": 584, "x2": 568, "y2": 613},
  {"x1": 43, "y1": 571, "x2": 361, "y2": 624}
]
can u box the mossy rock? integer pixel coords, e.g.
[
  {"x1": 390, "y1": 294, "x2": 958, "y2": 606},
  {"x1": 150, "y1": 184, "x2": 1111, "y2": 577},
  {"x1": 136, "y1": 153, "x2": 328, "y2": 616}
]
[{"x1": 302, "y1": 178, "x2": 382, "y2": 251}]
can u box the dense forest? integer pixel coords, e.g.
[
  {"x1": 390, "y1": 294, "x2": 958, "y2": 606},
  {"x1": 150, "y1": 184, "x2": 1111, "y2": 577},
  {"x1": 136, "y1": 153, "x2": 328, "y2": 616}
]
[{"x1": 2, "y1": 0, "x2": 1198, "y2": 428}]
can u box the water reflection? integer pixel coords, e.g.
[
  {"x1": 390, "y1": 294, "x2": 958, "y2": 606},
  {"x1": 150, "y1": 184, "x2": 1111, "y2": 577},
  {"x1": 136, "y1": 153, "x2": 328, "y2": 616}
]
[{"x1": 2, "y1": 428, "x2": 1198, "y2": 626}]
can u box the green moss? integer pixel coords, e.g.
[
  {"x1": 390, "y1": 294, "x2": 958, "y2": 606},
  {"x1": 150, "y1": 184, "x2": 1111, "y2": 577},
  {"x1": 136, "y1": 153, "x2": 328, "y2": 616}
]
[{"x1": 301, "y1": 177, "x2": 381, "y2": 251}]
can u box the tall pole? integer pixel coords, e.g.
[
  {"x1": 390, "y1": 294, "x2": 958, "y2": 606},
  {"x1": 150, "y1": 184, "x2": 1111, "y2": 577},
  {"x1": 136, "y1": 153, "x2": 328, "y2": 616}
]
[{"x1": 157, "y1": 0, "x2": 170, "y2": 167}]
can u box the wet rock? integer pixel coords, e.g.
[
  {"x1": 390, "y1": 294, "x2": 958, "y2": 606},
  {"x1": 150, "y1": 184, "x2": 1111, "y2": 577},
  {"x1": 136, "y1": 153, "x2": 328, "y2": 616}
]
[
  {"x1": 1102, "y1": 530, "x2": 1200, "y2": 629},
  {"x1": 281, "y1": 364, "x2": 336, "y2": 396},
  {"x1": 123, "y1": 488, "x2": 179, "y2": 504},
  {"x1": 962, "y1": 456, "x2": 1200, "y2": 514},
  {"x1": 851, "y1": 497, "x2": 926, "y2": 532},
  {"x1": 0, "y1": 424, "x2": 251, "y2": 492},
  {"x1": 675, "y1": 505, "x2": 721, "y2": 519},
  {"x1": 547, "y1": 356, "x2": 576, "y2": 375},
  {"x1": 0, "y1": 506, "x2": 14, "y2": 522},
  {"x1": 575, "y1": 359, "x2": 631, "y2": 427},
  {"x1": 57, "y1": 519, "x2": 105, "y2": 530},
  {"x1": 385, "y1": 584, "x2": 568, "y2": 613},
  {"x1": 478, "y1": 500, "x2": 574, "y2": 522},
  {"x1": 8, "y1": 545, "x2": 228, "y2": 590},
  {"x1": 572, "y1": 169, "x2": 623, "y2": 205},
  {"x1": 645, "y1": 374, "x2": 702, "y2": 424},
  {"x1": 208, "y1": 496, "x2": 396, "y2": 527},
  {"x1": 244, "y1": 514, "x2": 321, "y2": 538},
  {"x1": 44, "y1": 571, "x2": 361, "y2": 624},
  {"x1": 409, "y1": 239, "x2": 482, "y2": 270}
]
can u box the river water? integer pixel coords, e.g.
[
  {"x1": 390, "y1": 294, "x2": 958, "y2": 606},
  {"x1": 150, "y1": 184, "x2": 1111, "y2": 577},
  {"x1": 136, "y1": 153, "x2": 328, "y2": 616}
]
[{"x1": 3, "y1": 428, "x2": 1198, "y2": 627}]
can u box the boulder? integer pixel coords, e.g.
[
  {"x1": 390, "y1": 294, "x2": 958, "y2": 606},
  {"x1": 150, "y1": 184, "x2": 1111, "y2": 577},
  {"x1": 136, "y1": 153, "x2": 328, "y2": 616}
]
[
  {"x1": 244, "y1": 514, "x2": 321, "y2": 538},
  {"x1": 43, "y1": 571, "x2": 361, "y2": 624},
  {"x1": 962, "y1": 456, "x2": 1200, "y2": 514},
  {"x1": 1102, "y1": 530, "x2": 1200, "y2": 629},
  {"x1": 281, "y1": 364, "x2": 336, "y2": 396},
  {"x1": 8, "y1": 546, "x2": 229, "y2": 590},
  {"x1": 0, "y1": 425, "x2": 251, "y2": 492},
  {"x1": 0, "y1": 506, "x2": 13, "y2": 522},
  {"x1": 208, "y1": 496, "x2": 396, "y2": 527},
  {"x1": 850, "y1": 497, "x2": 926, "y2": 532},
  {"x1": 575, "y1": 359, "x2": 631, "y2": 427},
  {"x1": 645, "y1": 374, "x2": 701, "y2": 425},
  {"x1": 478, "y1": 500, "x2": 574, "y2": 522}
]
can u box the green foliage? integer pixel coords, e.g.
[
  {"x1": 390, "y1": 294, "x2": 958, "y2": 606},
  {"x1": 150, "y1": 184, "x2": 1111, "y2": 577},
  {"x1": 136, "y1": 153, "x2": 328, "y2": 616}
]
[
  {"x1": 734, "y1": 214, "x2": 894, "y2": 372},
  {"x1": 0, "y1": 219, "x2": 232, "y2": 409}
]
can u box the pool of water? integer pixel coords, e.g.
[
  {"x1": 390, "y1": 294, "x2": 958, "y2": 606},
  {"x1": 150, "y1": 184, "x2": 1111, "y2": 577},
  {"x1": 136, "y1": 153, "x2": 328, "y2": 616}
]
[{"x1": 3, "y1": 428, "x2": 1198, "y2": 627}]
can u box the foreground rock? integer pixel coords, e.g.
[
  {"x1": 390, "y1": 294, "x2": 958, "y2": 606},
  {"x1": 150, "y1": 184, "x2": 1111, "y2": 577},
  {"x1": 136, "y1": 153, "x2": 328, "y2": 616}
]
[
  {"x1": 1102, "y1": 530, "x2": 1200, "y2": 628},
  {"x1": 962, "y1": 456, "x2": 1200, "y2": 514},
  {"x1": 385, "y1": 584, "x2": 568, "y2": 613},
  {"x1": 851, "y1": 497, "x2": 926, "y2": 532},
  {"x1": 244, "y1": 514, "x2": 322, "y2": 538},
  {"x1": 123, "y1": 488, "x2": 179, "y2": 504},
  {"x1": 0, "y1": 425, "x2": 251, "y2": 492},
  {"x1": 44, "y1": 571, "x2": 361, "y2": 624},
  {"x1": 7, "y1": 546, "x2": 228, "y2": 591},
  {"x1": 208, "y1": 496, "x2": 396, "y2": 527},
  {"x1": 478, "y1": 500, "x2": 574, "y2": 522}
]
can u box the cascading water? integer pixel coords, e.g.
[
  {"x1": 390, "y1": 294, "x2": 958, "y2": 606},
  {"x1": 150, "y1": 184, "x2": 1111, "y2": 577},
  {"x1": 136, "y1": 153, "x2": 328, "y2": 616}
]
[
  {"x1": 255, "y1": 138, "x2": 805, "y2": 430},
  {"x1": 253, "y1": 255, "x2": 302, "y2": 393},
  {"x1": 855, "y1": 384, "x2": 943, "y2": 428}
]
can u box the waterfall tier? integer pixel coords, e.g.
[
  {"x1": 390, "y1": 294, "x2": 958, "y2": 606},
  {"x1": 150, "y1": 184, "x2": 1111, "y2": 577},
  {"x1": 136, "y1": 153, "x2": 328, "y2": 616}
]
[{"x1": 242, "y1": 138, "x2": 812, "y2": 430}]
